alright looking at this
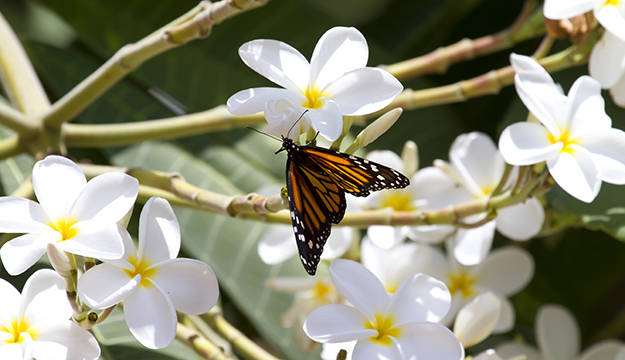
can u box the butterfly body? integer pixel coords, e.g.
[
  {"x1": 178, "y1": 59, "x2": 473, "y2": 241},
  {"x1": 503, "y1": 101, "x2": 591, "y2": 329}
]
[{"x1": 276, "y1": 136, "x2": 410, "y2": 275}]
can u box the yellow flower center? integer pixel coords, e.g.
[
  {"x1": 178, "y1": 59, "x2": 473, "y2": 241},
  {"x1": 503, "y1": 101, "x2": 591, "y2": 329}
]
[
  {"x1": 49, "y1": 217, "x2": 79, "y2": 241},
  {"x1": 385, "y1": 283, "x2": 399, "y2": 294},
  {"x1": 1, "y1": 318, "x2": 35, "y2": 343},
  {"x1": 448, "y1": 271, "x2": 476, "y2": 298},
  {"x1": 365, "y1": 313, "x2": 401, "y2": 345},
  {"x1": 604, "y1": 0, "x2": 620, "y2": 6},
  {"x1": 380, "y1": 192, "x2": 415, "y2": 212},
  {"x1": 302, "y1": 86, "x2": 327, "y2": 109},
  {"x1": 125, "y1": 255, "x2": 157, "y2": 288},
  {"x1": 313, "y1": 281, "x2": 332, "y2": 301},
  {"x1": 548, "y1": 129, "x2": 579, "y2": 155}
]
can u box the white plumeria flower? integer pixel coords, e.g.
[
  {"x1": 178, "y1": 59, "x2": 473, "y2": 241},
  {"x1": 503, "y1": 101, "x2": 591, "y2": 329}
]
[
  {"x1": 77, "y1": 197, "x2": 219, "y2": 349},
  {"x1": 497, "y1": 304, "x2": 625, "y2": 360},
  {"x1": 266, "y1": 276, "x2": 341, "y2": 352},
  {"x1": 359, "y1": 150, "x2": 455, "y2": 249},
  {"x1": 499, "y1": 54, "x2": 625, "y2": 203},
  {"x1": 453, "y1": 292, "x2": 501, "y2": 348},
  {"x1": 589, "y1": 31, "x2": 625, "y2": 106},
  {"x1": 544, "y1": 0, "x2": 625, "y2": 42},
  {"x1": 0, "y1": 269, "x2": 100, "y2": 360},
  {"x1": 360, "y1": 237, "x2": 443, "y2": 293},
  {"x1": 304, "y1": 259, "x2": 464, "y2": 360},
  {"x1": 322, "y1": 341, "x2": 357, "y2": 360},
  {"x1": 418, "y1": 244, "x2": 534, "y2": 333},
  {"x1": 227, "y1": 26, "x2": 403, "y2": 141},
  {"x1": 437, "y1": 132, "x2": 544, "y2": 265},
  {"x1": 0, "y1": 155, "x2": 139, "y2": 276}
]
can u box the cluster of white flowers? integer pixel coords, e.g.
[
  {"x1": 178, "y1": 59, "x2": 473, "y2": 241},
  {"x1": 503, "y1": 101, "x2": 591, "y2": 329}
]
[
  {"x1": 0, "y1": 156, "x2": 219, "y2": 359},
  {"x1": 236, "y1": 23, "x2": 625, "y2": 360}
]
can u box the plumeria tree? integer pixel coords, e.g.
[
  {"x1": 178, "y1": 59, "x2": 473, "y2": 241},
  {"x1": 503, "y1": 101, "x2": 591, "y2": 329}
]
[{"x1": 1, "y1": 0, "x2": 625, "y2": 360}]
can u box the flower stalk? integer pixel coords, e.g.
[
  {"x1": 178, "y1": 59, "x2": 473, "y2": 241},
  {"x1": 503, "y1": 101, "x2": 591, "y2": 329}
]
[
  {"x1": 176, "y1": 323, "x2": 231, "y2": 360},
  {"x1": 382, "y1": 0, "x2": 544, "y2": 80},
  {"x1": 201, "y1": 307, "x2": 281, "y2": 360}
]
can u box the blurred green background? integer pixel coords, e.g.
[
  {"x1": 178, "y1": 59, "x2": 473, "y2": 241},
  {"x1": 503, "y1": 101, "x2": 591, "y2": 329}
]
[{"x1": 1, "y1": 0, "x2": 625, "y2": 358}]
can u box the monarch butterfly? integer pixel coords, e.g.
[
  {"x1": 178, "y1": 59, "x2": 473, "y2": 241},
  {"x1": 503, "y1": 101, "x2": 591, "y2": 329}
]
[{"x1": 252, "y1": 120, "x2": 410, "y2": 275}]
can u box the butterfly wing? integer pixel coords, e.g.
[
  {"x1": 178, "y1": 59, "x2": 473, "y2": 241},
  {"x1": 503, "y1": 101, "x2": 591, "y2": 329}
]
[
  {"x1": 286, "y1": 158, "x2": 346, "y2": 275},
  {"x1": 303, "y1": 147, "x2": 411, "y2": 197}
]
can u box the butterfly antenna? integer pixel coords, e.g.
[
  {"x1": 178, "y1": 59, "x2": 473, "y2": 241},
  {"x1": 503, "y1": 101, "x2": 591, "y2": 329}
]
[
  {"x1": 246, "y1": 126, "x2": 281, "y2": 141},
  {"x1": 286, "y1": 110, "x2": 309, "y2": 139}
]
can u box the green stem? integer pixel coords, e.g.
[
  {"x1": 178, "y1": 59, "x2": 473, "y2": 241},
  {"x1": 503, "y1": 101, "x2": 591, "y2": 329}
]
[
  {"x1": 176, "y1": 322, "x2": 231, "y2": 360},
  {"x1": 42, "y1": 0, "x2": 269, "y2": 128},
  {"x1": 0, "y1": 12, "x2": 50, "y2": 114},
  {"x1": 63, "y1": 107, "x2": 264, "y2": 147},
  {"x1": 0, "y1": 102, "x2": 38, "y2": 135},
  {"x1": 202, "y1": 308, "x2": 280, "y2": 360},
  {"x1": 382, "y1": 1, "x2": 544, "y2": 81},
  {"x1": 0, "y1": 136, "x2": 26, "y2": 160},
  {"x1": 371, "y1": 46, "x2": 587, "y2": 117}
]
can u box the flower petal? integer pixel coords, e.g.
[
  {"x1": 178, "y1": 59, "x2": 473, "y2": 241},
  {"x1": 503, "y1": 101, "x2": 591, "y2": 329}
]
[
  {"x1": 264, "y1": 98, "x2": 310, "y2": 138},
  {"x1": 408, "y1": 224, "x2": 456, "y2": 245},
  {"x1": 388, "y1": 273, "x2": 451, "y2": 325},
  {"x1": 32, "y1": 155, "x2": 86, "y2": 221},
  {"x1": 1, "y1": 232, "x2": 59, "y2": 276},
  {"x1": 543, "y1": 0, "x2": 597, "y2": 19},
  {"x1": 361, "y1": 238, "x2": 435, "y2": 291},
  {"x1": 151, "y1": 258, "x2": 219, "y2": 315},
  {"x1": 366, "y1": 225, "x2": 407, "y2": 249},
  {"x1": 310, "y1": 27, "x2": 368, "y2": 90},
  {"x1": 581, "y1": 129, "x2": 625, "y2": 184},
  {"x1": 321, "y1": 226, "x2": 353, "y2": 260},
  {"x1": 580, "y1": 339, "x2": 625, "y2": 360},
  {"x1": 0, "y1": 278, "x2": 20, "y2": 321},
  {"x1": 610, "y1": 74, "x2": 625, "y2": 106},
  {"x1": 595, "y1": 4, "x2": 625, "y2": 43},
  {"x1": 351, "y1": 337, "x2": 402, "y2": 360},
  {"x1": 303, "y1": 304, "x2": 375, "y2": 343},
  {"x1": 33, "y1": 321, "x2": 100, "y2": 360},
  {"x1": 396, "y1": 322, "x2": 464, "y2": 360},
  {"x1": 0, "y1": 197, "x2": 50, "y2": 233},
  {"x1": 321, "y1": 341, "x2": 357, "y2": 360},
  {"x1": 453, "y1": 220, "x2": 496, "y2": 266},
  {"x1": 510, "y1": 53, "x2": 566, "y2": 134},
  {"x1": 258, "y1": 225, "x2": 298, "y2": 265},
  {"x1": 547, "y1": 146, "x2": 601, "y2": 203},
  {"x1": 238, "y1": 39, "x2": 310, "y2": 92},
  {"x1": 472, "y1": 349, "x2": 504, "y2": 360},
  {"x1": 365, "y1": 150, "x2": 403, "y2": 171},
  {"x1": 454, "y1": 292, "x2": 501, "y2": 348},
  {"x1": 536, "y1": 304, "x2": 580, "y2": 360},
  {"x1": 21, "y1": 269, "x2": 70, "y2": 324},
  {"x1": 491, "y1": 294, "x2": 515, "y2": 334},
  {"x1": 495, "y1": 197, "x2": 544, "y2": 241},
  {"x1": 567, "y1": 76, "x2": 612, "y2": 139},
  {"x1": 124, "y1": 282, "x2": 177, "y2": 349},
  {"x1": 474, "y1": 247, "x2": 534, "y2": 296},
  {"x1": 306, "y1": 99, "x2": 343, "y2": 141},
  {"x1": 323, "y1": 67, "x2": 403, "y2": 116},
  {"x1": 449, "y1": 132, "x2": 502, "y2": 196},
  {"x1": 227, "y1": 87, "x2": 305, "y2": 115},
  {"x1": 589, "y1": 31, "x2": 625, "y2": 88},
  {"x1": 496, "y1": 342, "x2": 542, "y2": 360},
  {"x1": 69, "y1": 172, "x2": 138, "y2": 223},
  {"x1": 57, "y1": 221, "x2": 124, "y2": 260},
  {"x1": 138, "y1": 197, "x2": 180, "y2": 263},
  {"x1": 0, "y1": 344, "x2": 24, "y2": 359},
  {"x1": 77, "y1": 263, "x2": 138, "y2": 309},
  {"x1": 329, "y1": 259, "x2": 389, "y2": 321},
  {"x1": 498, "y1": 122, "x2": 562, "y2": 166}
]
